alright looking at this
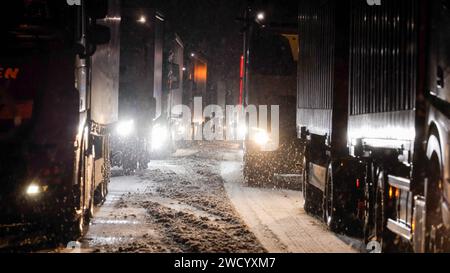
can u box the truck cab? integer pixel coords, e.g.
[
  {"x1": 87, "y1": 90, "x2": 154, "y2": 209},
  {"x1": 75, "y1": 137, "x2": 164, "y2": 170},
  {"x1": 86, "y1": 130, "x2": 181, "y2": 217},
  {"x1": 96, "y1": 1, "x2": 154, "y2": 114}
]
[
  {"x1": 380, "y1": 0, "x2": 450, "y2": 253},
  {"x1": 408, "y1": 0, "x2": 450, "y2": 252},
  {"x1": 0, "y1": 0, "x2": 119, "y2": 243}
]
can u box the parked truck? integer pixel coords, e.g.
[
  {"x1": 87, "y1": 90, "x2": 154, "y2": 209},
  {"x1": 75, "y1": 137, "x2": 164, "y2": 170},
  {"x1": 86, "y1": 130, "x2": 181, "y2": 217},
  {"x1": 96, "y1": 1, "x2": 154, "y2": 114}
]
[
  {"x1": 240, "y1": 2, "x2": 302, "y2": 189},
  {"x1": 0, "y1": 0, "x2": 120, "y2": 243},
  {"x1": 298, "y1": 0, "x2": 450, "y2": 252}
]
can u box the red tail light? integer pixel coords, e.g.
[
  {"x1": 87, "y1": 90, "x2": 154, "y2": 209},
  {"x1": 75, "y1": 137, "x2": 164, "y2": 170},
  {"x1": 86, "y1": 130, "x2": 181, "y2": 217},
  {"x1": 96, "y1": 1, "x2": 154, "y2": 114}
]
[
  {"x1": 356, "y1": 178, "x2": 360, "y2": 188},
  {"x1": 239, "y1": 55, "x2": 244, "y2": 106}
]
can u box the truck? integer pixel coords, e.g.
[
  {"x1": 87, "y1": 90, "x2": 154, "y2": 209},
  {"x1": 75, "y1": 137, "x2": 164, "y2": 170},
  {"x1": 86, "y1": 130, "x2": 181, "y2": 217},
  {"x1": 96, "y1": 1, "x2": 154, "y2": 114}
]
[
  {"x1": 110, "y1": 4, "x2": 184, "y2": 168},
  {"x1": 111, "y1": 5, "x2": 162, "y2": 173},
  {"x1": 298, "y1": 0, "x2": 450, "y2": 252},
  {"x1": 151, "y1": 30, "x2": 185, "y2": 156},
  {"x1": 0, "y1": 0, "x2": 120, "y2": 244},
  {"x1": 183, "y1": 53, "x2": 208, "y2": 141},
  {"x1": 240, "y1": 2, "x2": 302, "y2": 189}
]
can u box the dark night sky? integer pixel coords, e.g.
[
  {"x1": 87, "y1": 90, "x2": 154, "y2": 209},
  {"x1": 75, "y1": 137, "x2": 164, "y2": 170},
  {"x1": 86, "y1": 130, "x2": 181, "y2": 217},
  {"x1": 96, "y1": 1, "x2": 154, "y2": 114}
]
[
  {"x1": 150, "y1": 0, "x2": 298, "y2": 102},
  {"x1": 152, "y1": 0, "x2": 246, "y2": 99}
]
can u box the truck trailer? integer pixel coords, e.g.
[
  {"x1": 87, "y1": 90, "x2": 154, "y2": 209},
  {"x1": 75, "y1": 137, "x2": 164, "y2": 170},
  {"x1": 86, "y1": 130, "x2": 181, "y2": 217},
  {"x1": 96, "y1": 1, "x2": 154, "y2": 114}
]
[
  {"x1": 298, "y1": 0, "x2": 450, "y2": 252},
  {"x1": 0, "y1": 0, "x2": 120, "y2": 243}
]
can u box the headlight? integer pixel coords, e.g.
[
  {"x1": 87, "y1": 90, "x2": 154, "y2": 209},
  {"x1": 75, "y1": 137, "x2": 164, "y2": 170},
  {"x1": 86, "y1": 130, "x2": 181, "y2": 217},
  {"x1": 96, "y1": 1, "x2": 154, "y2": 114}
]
[
  {"x1": 238, "y1": 124, "x2": 248, "y2": 139},
  {"x1": 151, "y1": 124, "x2": 169, "y2": 150},
  {"x1": 116, "y1": 120, "x2": 135, "y2": 137},
  {"x1": 26, "y1": 183, "x2": 47, "y2": 196},
  {"x1": 254, "y1": 130, "x2": 270, "y2": 146}
]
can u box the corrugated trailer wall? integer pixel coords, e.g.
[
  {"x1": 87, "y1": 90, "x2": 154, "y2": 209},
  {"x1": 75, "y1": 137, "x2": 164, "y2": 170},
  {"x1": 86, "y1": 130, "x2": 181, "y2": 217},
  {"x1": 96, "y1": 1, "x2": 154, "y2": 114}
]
[
  {"x1": 297, "y1": 0, "x2": 335, "y2": 137},
  {"x1": 297, "y1": 0, "x2": 350, "y2": 155},
  {"x1": 347, "y1": 0, "x2": 419, "y2": 144}
]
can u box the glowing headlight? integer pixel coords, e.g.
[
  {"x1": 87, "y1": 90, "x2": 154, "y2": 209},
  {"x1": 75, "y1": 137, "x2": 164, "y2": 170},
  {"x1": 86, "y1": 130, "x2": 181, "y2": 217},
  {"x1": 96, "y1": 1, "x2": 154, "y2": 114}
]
[
  {"x1": 116, "y1": 120, "x2": 135, "y2": 137},
  {"x1": 238, "y1": 124, "x2": 248, "y2": 138},
  {"x1": 254, "y1": 130, "x2": 270, "y2": 146},
  {"x1": 151, "y1": 125, "x2": 169, "y2": 150},
  {"x1": 26, "y1": 183, "x2": 47, "y2": 196}
]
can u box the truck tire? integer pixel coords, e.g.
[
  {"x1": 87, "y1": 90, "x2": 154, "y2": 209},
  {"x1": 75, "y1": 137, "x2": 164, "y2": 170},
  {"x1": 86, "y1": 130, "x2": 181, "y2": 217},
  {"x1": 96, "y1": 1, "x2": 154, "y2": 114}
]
[
  {"x1": 95, "y1": 146, "x2": 110, "y2": 205},
  {"x1": 72, "y1": 212, "x2": 86, "y2": 240},
  {"x1": 301, "y1": 156, "x2": 307, "y2": 199},
  {"x1": 123, "y1": 156, "x2": 137, "y2": 175},
  {"x1": 363, "y1": 162, "x2": 376, "y2": 243},
  {"x1": 59, "y1": 187, "x2": 86, "y2": 242},
  {"x1": 87, "y1": 147, "x2": 96, "y2": 219},
  {"x1": 374, "y1": 169, "x2": 396, "y2": 252},
  {"x1": 374, "y1": 169, "x2": 385, "y2": 244},
  {"x1": 52, "y1": 210, "x2": 85, "y2": 244},
  {"x1": 426, "y1": 154, "x2": 447, "y2": 253},
  {"x1": 323, "y1": 164, "x2": 341, "y2": 232},
  {"x1": 65, "y1": 133, "x2": 89, "y2": 241},
  {"x1": 88, "y1": 182, "x2": 95, "y2": 219},
  {"x1": 302, "y1": 161, "x2": 315, "y2": 214},
  {"x1": 94, "y1": 181, "x2": 108, "y2": 206}
]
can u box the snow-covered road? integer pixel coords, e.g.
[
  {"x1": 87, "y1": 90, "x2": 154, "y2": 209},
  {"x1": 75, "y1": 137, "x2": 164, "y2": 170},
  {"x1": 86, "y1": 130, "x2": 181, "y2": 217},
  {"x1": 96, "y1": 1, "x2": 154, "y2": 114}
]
[
  {"x1": 221, "y1": 157, "x2": 362, "y2": 253},
  {"x1": 54, "y1": 141, "x2": 362, "y2": 253}
]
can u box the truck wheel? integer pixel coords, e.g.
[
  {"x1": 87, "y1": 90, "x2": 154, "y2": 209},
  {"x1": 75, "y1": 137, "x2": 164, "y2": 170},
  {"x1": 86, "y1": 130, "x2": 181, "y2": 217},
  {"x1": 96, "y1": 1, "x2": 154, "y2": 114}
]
[
  {"x1": 301, "y1": 156, "x2": 307, "y2": 199},
  {"x1": 111, "y1": 151, "x2": 123, "y2": 169},
  {"x1": 95, "y1": 154, "x2": 110, "y2": 205},
  {"x1": 363, "y1": 163, "x2": 376, "y2": 243},
  {"x1": 59, "y1": 188, "x2": 86, "y2": 242},
  {"x1": 94, "y1": 181, "x2": 108, "y2": 205},
  {"x1": 87, "y1": 148, "x2": 96, "y2": 219},
  {"x1": 375, "y1": 169, "x2": 400, "y2": 252},
  {"x1": 53, "y1": 210, "x2": 85, "y2": 243},
  {"x1": 374, "y1": 170, "x2": 385, "y2": 243},
  {"x1": 123, "y1": 157, "x2": 137, "y2": 175},
  {"x1": 68, "y1": 135, "x2": 89, "y2": 240},
  {"x1": 426, "y1": 154, "x2": 446, "y2": 253},
  {"x1": 323, "y1": 164, "x2": 341, "y2": 232},
  {"x1": 88, "y1": 183, "x2": 95, "y2": 219},
  {"x1": 303, "y1": 162, "x2": 315, "y2": 214},
  {"x1": 73, "y1": 212, "x2": 86, "y2": 239}
]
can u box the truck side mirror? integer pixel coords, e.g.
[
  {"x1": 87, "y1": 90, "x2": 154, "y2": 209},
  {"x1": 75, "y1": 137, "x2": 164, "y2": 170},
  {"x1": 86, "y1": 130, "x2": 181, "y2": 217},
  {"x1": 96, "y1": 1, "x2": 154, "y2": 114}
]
[
  {"x1": 86, "y1": 0, "x2": 108, "y2": 19},
  {"x1": 89, "y1": 24, "x2": 111, "y2": 45}
]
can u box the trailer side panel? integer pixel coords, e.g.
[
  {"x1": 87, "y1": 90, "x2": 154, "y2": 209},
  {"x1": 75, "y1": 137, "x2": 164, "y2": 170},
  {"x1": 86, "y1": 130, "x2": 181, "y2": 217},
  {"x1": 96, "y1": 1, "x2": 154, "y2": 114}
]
[{"x1": 347, "y1": 0, "x2": 419, "y2": 146}]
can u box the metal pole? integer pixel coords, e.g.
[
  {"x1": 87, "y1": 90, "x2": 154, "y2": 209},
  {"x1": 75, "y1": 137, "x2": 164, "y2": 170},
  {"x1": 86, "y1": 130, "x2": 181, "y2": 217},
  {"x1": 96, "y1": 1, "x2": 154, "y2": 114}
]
[{"x1": 242, "y1": 3, "x2": 252, "y2": 108}]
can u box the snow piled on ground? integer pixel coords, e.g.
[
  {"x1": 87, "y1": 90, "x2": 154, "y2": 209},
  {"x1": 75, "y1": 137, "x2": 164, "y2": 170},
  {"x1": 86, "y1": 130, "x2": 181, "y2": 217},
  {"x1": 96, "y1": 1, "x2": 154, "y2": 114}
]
[{"x1": 82, "y1": 142, "x2": 265, "y2": 253}]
